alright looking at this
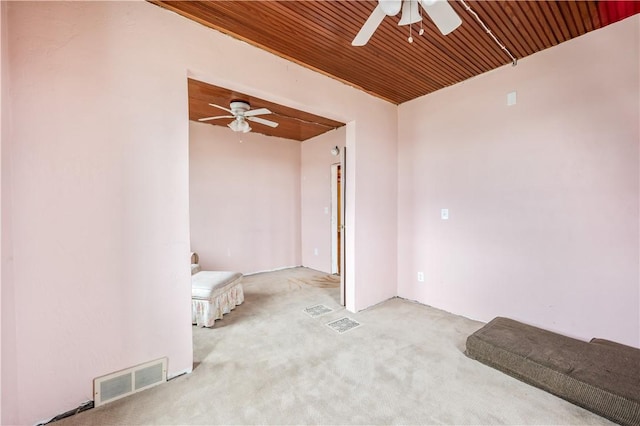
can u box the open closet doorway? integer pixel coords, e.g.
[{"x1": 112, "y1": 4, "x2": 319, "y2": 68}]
[{"x1": 330, "y1": 147, "x2": 346, "y2": 306}]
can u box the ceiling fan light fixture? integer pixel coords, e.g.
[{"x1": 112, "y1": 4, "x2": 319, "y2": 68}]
[
  {"x1": 398, "y1": 0, "x2": 421, "y2": 26},
  {"x1": 228, "y1": 118, "x2": 251, "y2": 133}
]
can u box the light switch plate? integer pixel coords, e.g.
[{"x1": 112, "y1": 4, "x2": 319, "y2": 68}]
[{"x1": 441, "y1": 209, "x2": 449, "y2": 220}]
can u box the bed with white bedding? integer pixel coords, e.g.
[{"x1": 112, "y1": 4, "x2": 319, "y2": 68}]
[{"x1": 190, "y1": 252, "x2": 244, "y2": 327}]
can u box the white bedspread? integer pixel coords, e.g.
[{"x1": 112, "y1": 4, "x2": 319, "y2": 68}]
[{"x1": 191, "y1": 269, "x2": 244, "y2": 328}]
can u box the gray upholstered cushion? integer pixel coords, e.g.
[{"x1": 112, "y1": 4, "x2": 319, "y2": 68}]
[{"x1": 466, "y1": 317, "x2": 640, "y2": 426}]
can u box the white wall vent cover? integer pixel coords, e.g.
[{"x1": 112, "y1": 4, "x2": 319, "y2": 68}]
[{"x1": 94, "y1": 357, "x2": 167, "y2": 407}]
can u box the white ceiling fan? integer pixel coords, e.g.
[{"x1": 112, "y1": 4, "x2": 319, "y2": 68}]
[
  {"x1": 198, "y1": 100, "x2": 279, "y2": 133},
  {"x1": 352, "y1": 0, "x2": 462, "y2": 46}
]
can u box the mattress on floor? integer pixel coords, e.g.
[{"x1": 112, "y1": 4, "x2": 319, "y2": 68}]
[{"x1": 465, "y1": 317, "x2": 640, "y2": 426}]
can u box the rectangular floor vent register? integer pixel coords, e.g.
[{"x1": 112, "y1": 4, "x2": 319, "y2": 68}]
[
  {"x1": 327, "y1": 317, "x2": 361, "y2": 333},
  {"x1": 94, "y1": 357, "x2": 167, "y2": 407},
  {"x1": 304, "y1": 304, "x2": 333, "y2": 317}
]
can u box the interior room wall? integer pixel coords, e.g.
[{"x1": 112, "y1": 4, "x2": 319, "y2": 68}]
[
  {"x1": 351, "y1": 116, "x2": 398, "y2": 311},
  {"x1": 6, "y1": 3, "x2": 195, "y2": 423},
  {"x1": 1, "y1": 2, "x2": 18, "y2": 424},
  {"x1": 189, "y1": 121, "x2": 301, "y2": 273},
  {"x1": 398, "y1": 15, "x2": 640, "y2": 347},
  {"x1": 301, "y1": 127, "x2": 347, "y2": 273},
  {"x1": 5, "y1": 1, "x2": 397, "y2": 423}
]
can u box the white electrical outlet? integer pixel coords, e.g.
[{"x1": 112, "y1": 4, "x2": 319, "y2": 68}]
[
  {"x1": 441, "y1": 209, "x2": 449, "y2": 220},
  {"x1": 417, "y1": 272, "x2": 425, "y2": 282},
  {"x1": 314, "y1": 248, "x2": 319, "y2": 256}
]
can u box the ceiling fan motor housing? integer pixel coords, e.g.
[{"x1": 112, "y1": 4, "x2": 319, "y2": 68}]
[{"x1": 230, "y1": 100, "x2": 251, "y2": 116}]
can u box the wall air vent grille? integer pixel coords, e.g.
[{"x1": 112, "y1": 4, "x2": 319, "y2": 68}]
[{"x1": 94, "y1": 357, "x2": 167, "y2": 407}]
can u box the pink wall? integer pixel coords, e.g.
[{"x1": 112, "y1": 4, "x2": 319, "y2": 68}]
[
  {"x1": 1, "y1": 2, "x2": 18, "y2": 424},
  {"x1": 189, "y1": 121, "x2": 301, "y2": 273},
  {"x1": 4, "y1": 3, "x2": 195, "y2": 423},
  {"x1": 398, "y1": 16, "x2": 640, "y2": 347},
  {"x1": 351, "y1": 117, "x2": 399, "y2": 311},
  {"x1": 301, "y1": 127, "x2": 346, "y2": 273},
  {"x1": 4, "y1": 1, "x2": 398, "y2": 423}
]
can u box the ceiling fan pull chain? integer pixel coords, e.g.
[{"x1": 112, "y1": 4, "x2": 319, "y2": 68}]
[
  {"x1": 407, "y1": 4, "x2": 413, "y2": 43},
  {"x1": 408, "y1": 1, "x2": 414, "y2": 43},
  {"x1": 418, "y1": 1, "x2": 425, "y2": 36}
]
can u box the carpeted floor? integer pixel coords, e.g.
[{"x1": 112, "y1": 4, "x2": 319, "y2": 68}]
[{"x1": 59, "y1": 267, "x2": 612, "y2": 425}]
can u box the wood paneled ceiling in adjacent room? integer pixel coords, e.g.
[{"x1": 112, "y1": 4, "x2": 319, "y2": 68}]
[
  {"x1": 188, "y1": 78, "x2": 345, "y2": 141},
  {"x1": 153, "y1": 1, "x2": 638, "y2": 106}
]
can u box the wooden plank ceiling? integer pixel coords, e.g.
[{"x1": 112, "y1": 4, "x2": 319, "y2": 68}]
[
  {"x1": 153, "y1": 0, "x2": 609, "y2": 107},
  {"x1": 188, "y1": 79, "x2": 344, "y2": 141}
]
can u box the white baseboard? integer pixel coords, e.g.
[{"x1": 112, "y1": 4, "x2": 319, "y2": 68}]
[{"x1": 244, "y1": 265, "x2": 302, "y2": 276}]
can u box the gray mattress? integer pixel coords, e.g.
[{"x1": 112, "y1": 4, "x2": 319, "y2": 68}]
[{"x1": 466, "y1": 317, "x2": 640, "y2": 426}]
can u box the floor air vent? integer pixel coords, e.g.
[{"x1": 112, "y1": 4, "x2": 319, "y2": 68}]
[
  {"x1": 304, "y1": 304, "x2": 333, "y2": 317},
  {"x1": 94, "y1": 357, "x2": 167, "y2": 407},
  {"x1": 327, "y1": 317, "x2": 361, "y2": 333}
]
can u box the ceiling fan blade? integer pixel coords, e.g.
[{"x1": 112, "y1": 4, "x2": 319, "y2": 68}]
[
  {"x1": 209, "y1": 103, "x2": 234, "y2": 114},
  {"x1": 398, "y1": 0, "x2": 421, "y2": 26},
  {"x1": 247, "y1": 116, "x2": 279, "y2": 128},
  {"x1": 352, "y1": 4, "x2": 387, "y2": 46},
  {"x1": 420, "y1": 0, "x2": 462, "y2": 35},
  {"x1": 198, "y1": 115, "x2": 234, "y2": 122},
  {"x1": 244, "y1": 108, "x2": 272, "y2": 117}
]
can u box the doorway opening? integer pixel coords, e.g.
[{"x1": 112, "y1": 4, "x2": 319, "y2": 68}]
[{"x1": 331, "y1": 160, "x2": 345, "y2": 306}]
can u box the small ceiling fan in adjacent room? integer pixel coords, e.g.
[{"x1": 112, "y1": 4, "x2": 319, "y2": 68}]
[
  {"x1": 352, "y1": 0, "x2": 462, "y2": 46},
  {"x1": 198, "y1": 100, "x2": 279, "y2": 133}
]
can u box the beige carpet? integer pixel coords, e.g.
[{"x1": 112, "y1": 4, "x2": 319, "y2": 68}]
[{"x1": 59, "y1": 267, "x2": 612, "y2": 425}]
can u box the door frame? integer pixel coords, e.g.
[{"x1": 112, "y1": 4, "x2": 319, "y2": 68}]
[
  {"x1": 330, "y1": 163, "x2": 340, "y2": 275},
  {"x1": 330, "y1": 148, "x2": 346, "y2": 306}
]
